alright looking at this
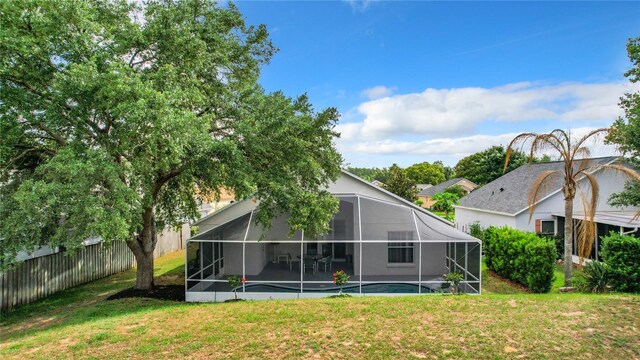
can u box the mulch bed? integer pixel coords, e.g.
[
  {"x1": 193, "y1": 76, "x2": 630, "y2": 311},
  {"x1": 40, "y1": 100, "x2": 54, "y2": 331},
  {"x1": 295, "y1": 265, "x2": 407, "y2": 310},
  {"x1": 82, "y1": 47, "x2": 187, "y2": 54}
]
[{"x1": 106, "y1": 285, "x2": 185, "y2": 302}]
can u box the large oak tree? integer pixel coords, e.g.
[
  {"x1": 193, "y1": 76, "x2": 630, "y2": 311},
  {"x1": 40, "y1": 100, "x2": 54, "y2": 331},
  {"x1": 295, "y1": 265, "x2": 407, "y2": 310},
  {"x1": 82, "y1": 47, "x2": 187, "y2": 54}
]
[{"x1": 0, "y1": 0, "x2": 342, "y2": 289}]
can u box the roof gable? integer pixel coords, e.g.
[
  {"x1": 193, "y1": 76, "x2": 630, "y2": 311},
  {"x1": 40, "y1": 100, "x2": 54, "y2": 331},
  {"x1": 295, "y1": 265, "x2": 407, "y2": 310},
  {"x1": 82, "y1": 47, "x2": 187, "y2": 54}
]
[
  {"x1": 418, "y1": 177, "x2": 476, "y2": 197},
  {"x1": 457, "y1": 156, "x2": 621, "y2": 215}
]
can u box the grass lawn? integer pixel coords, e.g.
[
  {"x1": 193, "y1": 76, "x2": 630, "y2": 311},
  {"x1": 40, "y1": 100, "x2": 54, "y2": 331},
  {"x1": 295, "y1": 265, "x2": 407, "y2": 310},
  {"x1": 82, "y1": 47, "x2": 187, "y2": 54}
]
[{"x1": 1, "y1": 251, "x2": 638, "y2": 359}]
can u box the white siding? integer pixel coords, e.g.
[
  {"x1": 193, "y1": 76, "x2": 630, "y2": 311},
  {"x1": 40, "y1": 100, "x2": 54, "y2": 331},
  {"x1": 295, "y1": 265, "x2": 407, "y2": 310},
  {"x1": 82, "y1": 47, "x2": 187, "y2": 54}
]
[
  {"x1": 454, "y1": 207, "x2": 516, "y2": 232},
  {"x1": 515, "y1": 168, "x2": 639, "y2": 232}
]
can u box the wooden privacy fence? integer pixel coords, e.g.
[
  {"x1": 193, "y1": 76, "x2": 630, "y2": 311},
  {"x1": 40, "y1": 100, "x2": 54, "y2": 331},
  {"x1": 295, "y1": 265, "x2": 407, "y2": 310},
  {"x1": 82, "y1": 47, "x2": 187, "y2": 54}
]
[
  {"x1": 0, "y1": 241, "x2": 134, "y2": 312},
  {"x1": 0, "y1": 225, "x2": 189, "y2": 312}
]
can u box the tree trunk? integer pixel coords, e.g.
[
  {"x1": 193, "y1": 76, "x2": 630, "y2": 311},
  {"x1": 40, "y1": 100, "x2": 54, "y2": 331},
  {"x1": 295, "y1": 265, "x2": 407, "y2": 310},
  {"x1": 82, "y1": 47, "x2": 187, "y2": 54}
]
[
  {"x1": 564, "y1": 197, "x2": 573, "y2": 287},
  {"x1": 135, "y1": 251, "x2": 155, "y2": 290},
  {"x1": 127, "y1": 207, "x2": 157, "y2": 290}
]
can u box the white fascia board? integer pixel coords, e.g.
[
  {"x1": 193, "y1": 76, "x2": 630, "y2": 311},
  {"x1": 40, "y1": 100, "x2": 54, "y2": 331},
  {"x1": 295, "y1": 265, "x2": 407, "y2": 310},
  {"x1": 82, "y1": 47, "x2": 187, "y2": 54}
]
[{"x1": 453, "y1": 205, "x2": 516, "y2": 217}]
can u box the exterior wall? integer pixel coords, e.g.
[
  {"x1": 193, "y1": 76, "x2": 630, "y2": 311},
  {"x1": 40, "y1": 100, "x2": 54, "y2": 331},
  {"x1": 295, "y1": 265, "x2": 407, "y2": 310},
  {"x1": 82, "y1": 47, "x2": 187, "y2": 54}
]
[
  {"x1": 197, "y1": 200, "x2": 257, "y2": 233},
  {"x1": 515, "y1": 168, "x2": 639, "y2": 233},
  {"x1": 328, "y1": 174, "x2": 406, "y2": 206},
  {"x1": 457, "y1": 179, "x2": 477, "y2": 192},
  {"x1": 455, "y1": 207, "x2": 516, "y2": 232},
  {"x1": 353, "y1": 242, "x2": 446, "y2": 276}
]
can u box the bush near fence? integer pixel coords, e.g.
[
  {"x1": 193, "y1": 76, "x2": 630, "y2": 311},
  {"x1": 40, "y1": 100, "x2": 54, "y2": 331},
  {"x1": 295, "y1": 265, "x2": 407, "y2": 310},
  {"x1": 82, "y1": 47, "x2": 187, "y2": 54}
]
[
  {"x1": 600, "y1": 232, "x2": 640, "y2": 293},
  {"x1": 483, "y1": 226, "x2": 556, "y2": 293}
]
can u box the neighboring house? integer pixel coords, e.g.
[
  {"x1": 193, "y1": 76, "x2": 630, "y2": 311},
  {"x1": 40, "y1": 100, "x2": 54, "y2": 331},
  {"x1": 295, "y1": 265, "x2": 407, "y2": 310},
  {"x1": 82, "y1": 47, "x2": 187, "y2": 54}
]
[
  {"x1": 454, "y1": 156, "x2": 639, "y2": 263},
  {"x1": 197, "y1": 188, "x2": 236, "y2": 218},
  {"x1": 418, "y1": 178, "x2": 477, "y2": 208},
  {"x1": 186, "y1": 170, "x2": 481, "y2": 302},
  {"x1": 417, "y1": 184, "x2": 432, "y2": 191}
]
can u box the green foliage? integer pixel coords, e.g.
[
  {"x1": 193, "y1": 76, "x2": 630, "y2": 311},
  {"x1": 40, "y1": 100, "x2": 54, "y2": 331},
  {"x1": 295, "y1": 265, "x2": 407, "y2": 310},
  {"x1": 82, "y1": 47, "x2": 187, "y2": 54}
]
[
  {"x1": 483, "y1": 226, "x2": 556, "y2": 293},
  {"x1": 607, "y1": 37, "x2": 640, "y2": 209},
  {"x1": 579, "y1": 261, "x2": 610, "y2": 293},
  {"x1": 227, "y1": 275, "x2": 245, "y2": 300},
  {"x1": 453, "y1": 145, "x2": 529, "y2": 185},
  {"x1": 468, "y1": 222, "x2": 485, "y2": 241},
  {"x1": 444, "y1": 184, "x2": 466, "y2": 198},
  {"x1": 434, "y1": 161, "x2": 454, "y2": 180},
  {"x1": 382, "y1": 164, "x2": 418, "y2": 201},
  {"x1": 0, "y1": 0, "x2": 342, "y2": 281},
  {"x1": 346, "y1": 167, "x2": 391, "y2": 183},
  {"x1": 444, "y1": 272, "x2": 464, "y2": 294},
  {"x1": 600, "y1": 232, "x2": 640, "y2": 293},
  {"x1": 227, "y1": 276, "x2": 243, "y2": 289},
  {"x1": 430, "y1": 192, "x2": 460, "y2": 216},
  {"x1": 414, "y1": 199, "x2": 424, "y2": 207},
  {"x1": 405, "y1": 162, "x2": 446, "y2": 185}
]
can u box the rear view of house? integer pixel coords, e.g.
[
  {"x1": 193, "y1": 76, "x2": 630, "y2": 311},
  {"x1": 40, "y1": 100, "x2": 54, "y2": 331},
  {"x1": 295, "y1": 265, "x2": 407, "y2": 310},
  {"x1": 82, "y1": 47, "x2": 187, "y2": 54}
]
[{"x1": 186, "y1": 170, "x2": 481, "y2": 302}]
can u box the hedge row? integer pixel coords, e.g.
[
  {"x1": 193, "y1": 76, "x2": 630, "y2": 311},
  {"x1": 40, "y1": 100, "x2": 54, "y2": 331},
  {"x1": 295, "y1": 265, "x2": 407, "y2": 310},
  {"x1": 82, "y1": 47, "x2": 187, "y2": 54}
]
[
  {"x1": 601, "y1": 232, "x2": 640, "y2": 293},
  {"x1": 484, "y1": 226, "x2": 556, "y2": 293}
]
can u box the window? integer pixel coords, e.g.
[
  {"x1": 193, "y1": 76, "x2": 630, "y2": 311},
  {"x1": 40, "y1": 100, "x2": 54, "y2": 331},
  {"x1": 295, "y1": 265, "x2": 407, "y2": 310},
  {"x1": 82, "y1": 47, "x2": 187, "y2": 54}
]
[
  {"x1": 388, "y1": 231, "x2": 414, "y2": 263},
  {"x1": 541, "y1": 220, "x2": 555, "y2": 235},
  {"x1": 306, "y1": 243, "x2": 318, "y2": 255}
]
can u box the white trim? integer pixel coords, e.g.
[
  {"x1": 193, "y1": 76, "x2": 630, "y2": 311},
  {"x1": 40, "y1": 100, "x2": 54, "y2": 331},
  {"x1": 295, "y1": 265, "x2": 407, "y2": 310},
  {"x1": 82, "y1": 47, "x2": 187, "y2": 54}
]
[
  {"x1": 453, "y1": 205, "x2": 516, "y2": 217},
  {"x1": 187, "y1": 238, "x2": 481, "y2": 244},
  {"x1": 193, "y1": 200, "x2": 248, "y2": 226}
]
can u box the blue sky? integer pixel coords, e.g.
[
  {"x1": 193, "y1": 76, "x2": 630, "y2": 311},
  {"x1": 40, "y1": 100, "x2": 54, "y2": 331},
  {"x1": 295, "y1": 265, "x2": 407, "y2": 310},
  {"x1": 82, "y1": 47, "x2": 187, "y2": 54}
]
[{"x1": 235, "y1": 1, "x2": 640, "y2": 167}]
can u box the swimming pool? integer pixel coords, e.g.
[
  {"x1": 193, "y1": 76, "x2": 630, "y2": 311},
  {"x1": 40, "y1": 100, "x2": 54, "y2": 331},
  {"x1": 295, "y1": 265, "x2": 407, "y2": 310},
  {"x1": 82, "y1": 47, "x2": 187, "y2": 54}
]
[{"x1": 242, "y1": 283, "x2": 441, "y2": 294}]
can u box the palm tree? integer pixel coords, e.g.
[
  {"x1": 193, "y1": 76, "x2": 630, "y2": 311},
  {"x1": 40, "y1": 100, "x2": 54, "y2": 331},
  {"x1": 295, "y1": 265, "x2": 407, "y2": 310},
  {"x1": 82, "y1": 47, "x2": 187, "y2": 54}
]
[{"x1": 505, "y1": 128, "x2": 640, "y2": 287}]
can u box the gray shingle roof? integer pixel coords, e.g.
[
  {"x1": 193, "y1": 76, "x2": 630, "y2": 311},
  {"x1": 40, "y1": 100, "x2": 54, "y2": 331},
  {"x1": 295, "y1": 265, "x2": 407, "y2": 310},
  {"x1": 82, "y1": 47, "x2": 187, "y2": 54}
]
[
  {"x1": 457, "y1": 156, "x2": 621, "y2": 215},
  {"x1": 418, "y1": 177, "x2": 474, "y2": 197}
]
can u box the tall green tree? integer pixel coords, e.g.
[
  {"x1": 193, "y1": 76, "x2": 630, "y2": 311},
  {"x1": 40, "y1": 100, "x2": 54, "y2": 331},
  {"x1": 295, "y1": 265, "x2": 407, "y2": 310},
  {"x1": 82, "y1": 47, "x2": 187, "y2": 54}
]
[
  {"x1": 405, "y1": 161, "x2": 446, "y2": 185},
  {"x1": 346, "y1": 166, "x2": 391, "y2": 183},
  {"x1": 607, "y1": 36, "x2": 640, "y2": 211},
  {"x1": 434, "y1": 160, "x2": 454, "y2": 180},
  {"x1": 382, "y1": 164, "x2": 418, "y2": 201},
  {"x1": 454, "y1": 145, "x2": 529, "y2": 185},
  {"x1": 0, "y1": 0, "x2": 342, "y2": 289}
]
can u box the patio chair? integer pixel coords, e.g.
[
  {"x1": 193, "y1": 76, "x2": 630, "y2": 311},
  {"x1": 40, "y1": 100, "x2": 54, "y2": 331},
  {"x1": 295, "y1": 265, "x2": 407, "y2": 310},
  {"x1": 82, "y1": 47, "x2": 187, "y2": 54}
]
[
  {"x1": 303, "y1": 259, "x2": 316, "y2": 274},
  {"x1": 289, "y1": 257, "x2": 300, "y2": 271},
  {"x1": 316, "y1": 255, "x2": 332, "y2": 272}
]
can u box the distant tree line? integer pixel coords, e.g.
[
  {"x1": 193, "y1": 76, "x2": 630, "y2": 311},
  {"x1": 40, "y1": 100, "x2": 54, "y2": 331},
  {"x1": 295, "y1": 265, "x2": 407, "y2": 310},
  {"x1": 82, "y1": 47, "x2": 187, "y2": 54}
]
[{"x1": 347, "y1": 145, "x2": 550, "y2": 202}]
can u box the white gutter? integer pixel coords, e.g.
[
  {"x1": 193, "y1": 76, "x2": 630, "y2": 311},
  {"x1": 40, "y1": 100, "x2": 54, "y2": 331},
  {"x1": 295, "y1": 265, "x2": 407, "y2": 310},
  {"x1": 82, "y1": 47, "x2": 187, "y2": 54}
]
[{"x1": 453, "y1": 204, "x2": 516, "y2": 217}]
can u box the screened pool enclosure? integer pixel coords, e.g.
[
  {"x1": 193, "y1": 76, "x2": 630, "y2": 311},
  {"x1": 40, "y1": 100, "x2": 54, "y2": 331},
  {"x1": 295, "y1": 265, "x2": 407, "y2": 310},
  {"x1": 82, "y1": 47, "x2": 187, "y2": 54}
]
[{"x1": 186, "y1": 195, "x2": 481, "y2": 301}]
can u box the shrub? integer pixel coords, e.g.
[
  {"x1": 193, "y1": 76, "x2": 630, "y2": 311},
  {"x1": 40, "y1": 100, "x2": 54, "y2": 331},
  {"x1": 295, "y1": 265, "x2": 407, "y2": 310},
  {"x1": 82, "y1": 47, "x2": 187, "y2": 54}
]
[
  {"x1": 600, "y1": 233, "x2": 640, "y2": 293},
  {"x1": 581, "y1": 261, "x2": 609, "y2": 293},
  {"x1": 227, "y1": 275, "x2": 245, "y2": 300},
  {"x1": 468, "y1": 222, "x2": 485, "y2": 241},
  {"x1": 333, "y1": 270, "x2": 350, "y2": 295},
  {"x1": 444, "y1": 272, "x2": 464, "y2": 294},
  {"x1": 483, "y1": 226, "x2": 556, "y2": 293}
]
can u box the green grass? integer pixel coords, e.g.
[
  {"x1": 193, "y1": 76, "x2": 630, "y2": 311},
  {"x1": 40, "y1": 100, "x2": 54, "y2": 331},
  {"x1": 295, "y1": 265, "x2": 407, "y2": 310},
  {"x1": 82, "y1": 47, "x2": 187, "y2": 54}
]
[{"x1": 1, "y1": 251, "x2": 638, "y2": 359}]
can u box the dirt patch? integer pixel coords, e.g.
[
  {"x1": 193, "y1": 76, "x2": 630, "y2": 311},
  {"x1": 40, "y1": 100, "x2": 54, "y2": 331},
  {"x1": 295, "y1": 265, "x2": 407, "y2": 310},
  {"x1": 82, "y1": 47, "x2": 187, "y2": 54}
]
[
  {"x1": 106, "y1": 285, "x2": 184, "y2": 302},
  {"x1": 486, "y1": 269, "x2": 531, "y2": 293}
]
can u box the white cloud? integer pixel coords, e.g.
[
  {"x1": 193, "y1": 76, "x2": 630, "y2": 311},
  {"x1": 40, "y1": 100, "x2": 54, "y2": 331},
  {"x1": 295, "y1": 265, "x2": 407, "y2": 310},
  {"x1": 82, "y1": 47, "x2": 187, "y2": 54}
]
[
  {"x1": 340, "y1": 127, "x2": 620, "y2": 163},
  {"x1": 341, "y1": 81, "x2": 639, "y2": 141},
  {"x1": 361, "y1": 85, "x2": 396, "y2": 100},
  {"x1": 342, "y1": 0, "x2": 374, "y2": 12}
]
